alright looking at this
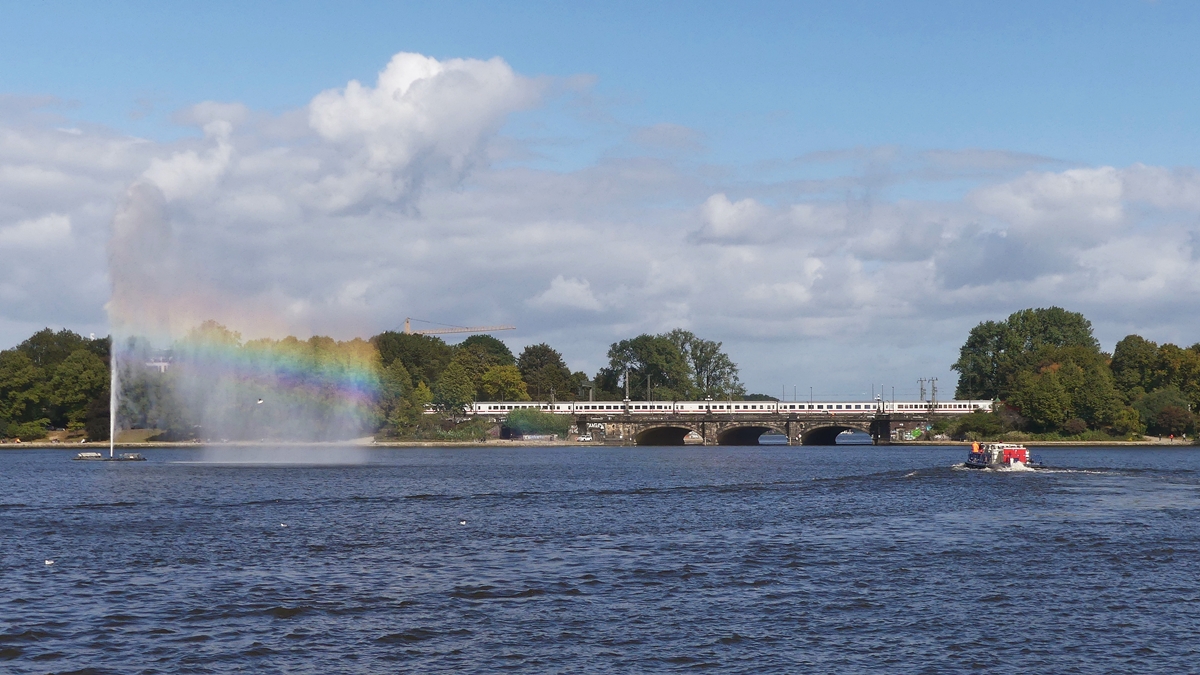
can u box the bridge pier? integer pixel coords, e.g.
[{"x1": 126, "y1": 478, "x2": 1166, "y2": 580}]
[{"x1": 870, "y1": 417, "x2": 891, "y2": 445}]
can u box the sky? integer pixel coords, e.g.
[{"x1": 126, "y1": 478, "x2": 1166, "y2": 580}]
[{"x1": 2, "y1": 0, "x2": 1200, "y2": 399}]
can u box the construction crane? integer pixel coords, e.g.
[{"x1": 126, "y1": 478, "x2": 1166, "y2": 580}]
[{"x1": 402, "y1": 317, "x2": 516, "y2": 336}]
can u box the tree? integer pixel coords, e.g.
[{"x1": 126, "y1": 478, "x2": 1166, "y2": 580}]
[
  {"x1": 458, "y1": 335, "x2": 515, "y2": 366},
  {"x1": 480, "y1": 365, "x2": 531, "y2": 401},
  {"x1": 1062, "y1": 361, "x2": 1122, "y2": 429},
  {"x1": 370, "y1": 331, "x2": 452, "y2": 387},
  {"x1": 1007, "y1": 369, "x2": 1071, "y2": 431},
  {"x1": 1154, "y1": 406, "x2": 1193, "y2": 436},
  {"x1": 518, "y1": 344, "x2": 576, "y2": 400},
  {"x1": 17, "y1": 328, "x2": 88, "y2": 369},
  {"x1": 953, "y1": 307, "x2": 1100, "y2": 400},
  {"x1": 1132, "y1": 386, "x2": 1191, "y2": 434},
  {"x1": 377, "y1": 359, "x2": 413, "y2": 425},
  {"x1": 433, "y1": 360, "x2": 475, "y2": 412},
  {"x1": 1152, "y1": 343, "x2": 1200, "y2": 410},
  {"x1": 84, "y1": 394, "x2": 110, "y2": 441},
  {"x1": 607, "y1": 334, "x2": 695, "y2": 400},
  {"x1": 49, "y1": 350, "x2": 109, "y2": 428},
  {"x1": 1111, "y1": 334, "x2": 1159, "y2": 399},
  {"x1": 1111, "y1": 407, "x2": 1145, "y2": 437},
  {"x1": 663, "y1": 329, "x2": 744, "y2": 399},
  {"x1": 1005, "y1": 306, "x2": 1099, "y2": 353},
  {"x1": 0, "y1": 350, "x2": 40, "y2": 426},
  {"x1": 592, "y1": 366, "x2": 623, "y2": 400},
  {"x1": 952, "y1": 320, "x2": 1011, "y2": 400}
]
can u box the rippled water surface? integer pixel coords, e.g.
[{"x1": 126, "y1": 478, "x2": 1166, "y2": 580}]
[{"x1": 3, "y1": 445, "x2": 1199, "y2": 673}]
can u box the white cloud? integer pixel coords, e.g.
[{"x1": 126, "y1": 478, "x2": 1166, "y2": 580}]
[
  {"x1": 308, "y1": 52, "x2": 540, "y2": 185},
  {"x1": 969, "y1": 166, "x2": 1124, "y2": 240},
  {"x1": 0, "y1": 213, "x2": 71, "y2": 247},
  {"x1": 693, "y1": 193, "x2": 773, "y2": 242},
  {"x1": 528, "y1": 275, "x2": 604, "y2": 311}
]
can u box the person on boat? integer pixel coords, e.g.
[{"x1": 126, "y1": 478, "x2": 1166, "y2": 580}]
[{"x1": 971, "y1": 441, "x2": 980, "y2": 454}]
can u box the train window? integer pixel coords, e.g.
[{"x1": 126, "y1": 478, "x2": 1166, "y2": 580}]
[{"x1": 817, "y1": 405, "x2": 823, "y2": 409}]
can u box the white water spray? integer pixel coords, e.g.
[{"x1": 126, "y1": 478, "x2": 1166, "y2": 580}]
[{"x1": 109, "y1": 351, "x2": 118, "y2": 458}]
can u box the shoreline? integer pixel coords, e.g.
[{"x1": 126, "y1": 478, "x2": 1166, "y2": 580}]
[{"x1": 2, "y1": 439, "x2": 1195, "y2": 449}]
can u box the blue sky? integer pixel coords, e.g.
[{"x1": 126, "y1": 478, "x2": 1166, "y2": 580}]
[
  {"x1": 6, "y1": 1, "x2": 1198, "y2": 168},
  {"x1": 3, "y1": 1, "x2": 1200, "y2": 397}
]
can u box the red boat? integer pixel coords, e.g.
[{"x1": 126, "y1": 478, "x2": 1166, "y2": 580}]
[{"x1": 965, "y1": 442, "x2": 1032, "y2": 469}]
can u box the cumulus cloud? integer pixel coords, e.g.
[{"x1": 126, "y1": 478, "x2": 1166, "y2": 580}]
[
  {"x1": 693, "y1": 193, "x2": 774, "y2": 242},
  {"x1": 306, "y1": 52, "x2": 540, "y2": 205},
  {"x1": 528, "y1": 275, "x2": 604, "y2": 311},
  {"x1": 0, "y1": 213, "x2": 71, "y2": 247},
  {"x1": 5, "y1": 52, "x2": 1200, "y2": 396}
]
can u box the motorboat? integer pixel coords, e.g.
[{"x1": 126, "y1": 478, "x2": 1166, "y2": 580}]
[{"x1": 965, "y1": 442, "x2": 1034, "y2": 469}]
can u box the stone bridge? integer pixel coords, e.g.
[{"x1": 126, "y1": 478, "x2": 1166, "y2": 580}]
[{"x1": 572, "y1": 411, "x2": 929, "y2": 446}]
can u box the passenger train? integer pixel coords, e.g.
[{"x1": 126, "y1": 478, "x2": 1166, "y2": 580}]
[{"x1": 465, "y1": 399, "x2": 993, "y2": 416}]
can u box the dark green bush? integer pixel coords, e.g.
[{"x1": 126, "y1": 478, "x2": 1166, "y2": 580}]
[{"x1": 506, "y1": 408, "x2": 570, "y2": 437}]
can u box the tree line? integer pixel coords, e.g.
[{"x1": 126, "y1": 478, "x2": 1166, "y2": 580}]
[
  {"x1": 0, "y1": 323, "x2": 747, "y2": 441},
  {"x1": 952, "y1": 307, "x2": 1198, "y2": 439}
]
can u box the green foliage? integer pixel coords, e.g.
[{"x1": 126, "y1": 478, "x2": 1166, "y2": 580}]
[
  {"x1": 4, "y1": 419, "x2": 49, "y2": 440},
  {"x1": 0, "y1": 350, "x2": 40, "y2": 424},
  {"x1": 1007, "y1": 369, "x2": 1071, "y2": 431},
  {"x1": 517, "y1": 343, "x2": 578, "y2": 400},
  {"x1": 1132, "y1": 386, "x2": 1191, "y2": 436},
  {"x1": 458, "y1": 334, "x2": 515, "y2": 366},
  {"x1": 1111, "y1": 407, "x2": 1145, "y2": 437},
  {"x1": 505, "y1": 407, "x2": 571, "y2": 437},
  {"x1": 951, "y1": 320, "x2": 1010, "y2": 400},
  {"x1": 1154, "y1": 406, "x2": 1193, "y2": 436},
  {"x1": 591, "y1": 366, "x2": 624, "y2": 400},
  {"x1": 743, "y1": 393, "x2": 779, "y2": 401},
  {"x1": 411, "y1": 381, "x2": 433, "y2": 407},
  {"x1": 433, "y1": 360, "x2": 475, "y2": 412},
  {"x1": 480, "y1": 365, "x2": 531, "y2": 401},
  {"x1": 606, "y1": 333, "x2": 713, "y2": 400},
  {"x1": 17, "y1": 328, "x2": 90, "y2": 368},
  {"x1": 950, "y1": 410, "x2": 1005, "y2": 439},
  {"x1": 0, "y1": 328, "x2": 115, "y2": 437},
  {"x1": 370, "y1": 331, "x2": 452, "y2": 387},
  {"x1": 663, "y1": 329, "x2": 745, "y2": 399},
  {"x1": 1111, "y1": 334, "x2": 1159, "y2": 398},
  {"x1": 377, "y1": 359, "x2": 413, "y2": 425},
  {"x1": 49, "y1": 350, "x2": 108, "y2": 426},
  {"x1": 953, "y1": 307, "x2": 1099, "y2": 400},
  {"x1": 85, "y1": 395, "x2": 110, "y2": 441}
]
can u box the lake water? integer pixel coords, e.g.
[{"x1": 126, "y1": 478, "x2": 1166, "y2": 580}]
[{"x1": 2, "y1": 445, "x2": 1199, "y2": 673}]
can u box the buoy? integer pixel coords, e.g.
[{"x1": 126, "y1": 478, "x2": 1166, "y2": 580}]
[
  {"x1": 44, "y1": 560, "x2": 54, "y2": 566},
  {"x1": 280, "y1": 523, "x2": 288, "y2": 528},
  {"x1": 459, "y1": 520, "x2": 467, "y2": 526}
]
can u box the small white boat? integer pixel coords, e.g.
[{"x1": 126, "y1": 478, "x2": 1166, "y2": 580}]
[{"x1": 73, "y1": 451, "x2": 146, "y2": 462}]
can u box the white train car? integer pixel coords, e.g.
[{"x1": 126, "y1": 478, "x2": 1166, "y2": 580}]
[{"x1": 466, "y1": 400, "x2": 993, "y2": 415}]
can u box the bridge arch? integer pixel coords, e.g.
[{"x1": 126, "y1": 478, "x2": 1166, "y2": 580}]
[
  {"x1": 716, "y1": 424, "x2": 789, "y2": 446},
  {"x1": 801, "y1": 423, "x2": 873, "y2": 445},
  {"x1": 634, "y1": 425, "x2": 694, "y2": 446}
]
